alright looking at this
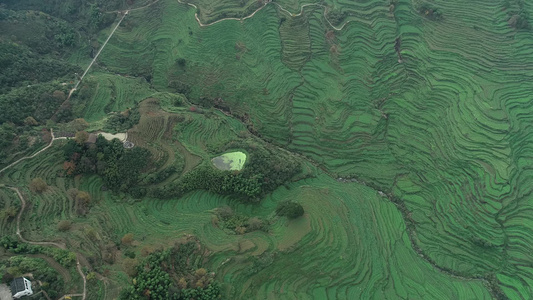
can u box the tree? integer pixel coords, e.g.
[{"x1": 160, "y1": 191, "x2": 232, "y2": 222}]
[
  {"x1": 70, "y1": 118, "x2": 89, "y2": 131},
  {"x1": 29, "y1": 177, "x2": 48, "y2": 193},
  {"x1": 75, "y1": 131, "x2": 89, "y2": 144},
  {"x1": 76, "y1": 191, "x2": 91, "y2": 206},
  {"x1": 178, "y1": 277, "x2": 187, "y2": 289},
  {"x1": 121, "y1": 233, "x2": 134, "y2": 245},
  {"x1": 216, "y1": 206, "x2": 233, "y2": 219},
  {"x1": 75, "y1": 190, "x2": 91, "y2": 215},
  {"x1": 141, "y1": 246, "x2": 154, "y2": 257},
  {"x1": 0, "y1": 206, "x2": 17, "y2": 220},
  {"x1": 67, "y1": 188, "x2": 79, "y2": 199},
  {"x1": 122, "y1": 258, "x2": 138, "y2": 277},
  {"x1": 63, "y1": 161, "x2": 76, "y2": 175},
  {"x1": 23, "y1": 116, "x2": 38, "y2": 126},
  {"x1": 57, "y1": 220, "x2": 72, "y2": 232},
  {"x1": 246, "y1": 217, "x2": 264, "y2": 231},
  {"x1": 52, "y1": 90, "x2": 66, "y2": 101},
  {"x1": 275, "y1": 201, "x2": 304, "y2": 219},
  {"x1": 195, "y1": 268, "x2": 207, "y2": 277}
]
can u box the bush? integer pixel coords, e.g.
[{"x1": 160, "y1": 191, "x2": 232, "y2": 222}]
[
  {"x1": 121, "y1": 233, "x2": 134, "y2": 246},
  {"x1": 57, "y1": 220, "x2": 72, "y2": 232},
  {"x1": 74, "y1": 131, "x2": 89, "y2": 144},
  {"x1": 276, "y1": 201, "x2": 304, "y2": 219},
  {"x1": 29, "y1": 177, "x2": 48, "y2": 193},
  {"x1": 122, "y1": 258, "x2": 138, "y2": 277},
  {"x1": 246, "y1": 217, "x2": 265, "y2": 232}
]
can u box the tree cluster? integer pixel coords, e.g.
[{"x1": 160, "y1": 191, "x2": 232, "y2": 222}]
[
  {"x1": 119, "y1": 240, "x2": 221, "y2": 300},
  {"x1": 0, "y1": 255, "x2": 65, "y2": 299},
  {"x1": 103, "y1": 107, "x2": 141, "y2": 133},
  {"x1": 0, "y1": 236, "x2": 76, "y2": 267},
  {"x1": 63, "y1": 135, "x2": 151, "y2": 193},
  {"x1": 214, "y1": 206, "x2": 267, "y2": 234},
  {"x1": 327, "y1": 9, "x2": 349, "y2": 27},
  {"x1": 417, "y1": 4, "x2": 443, "y2": 20},
  {"x1": 504, "y1": 0, "x2": 531, "y2": 30},
  {"x1": 0, "y1": 42, "x2": 80, "y2": 94},
  {"x1": 276, "y1": 201, "x2": 304, "y2": 219},
  {"x1": 152, "y1": 142, "x2": 301, "y2": 202},
  {"x1": 0, "y1": 83, "x2": 73, "y2": 125}
]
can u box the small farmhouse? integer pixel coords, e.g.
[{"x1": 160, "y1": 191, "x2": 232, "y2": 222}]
[{"x1": 10, "y1": 277, "x2": 33, "y2": 299}]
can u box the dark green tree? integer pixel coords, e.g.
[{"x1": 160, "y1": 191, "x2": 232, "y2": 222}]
[{"x1": 276, "y1": 201, "x2": 304, "y2": 219}]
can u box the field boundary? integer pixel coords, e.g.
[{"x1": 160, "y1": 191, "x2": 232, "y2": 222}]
[
  {"x1": 0, "y1": 129, "x2": 66, "y2": 175},
  {"x1": 176, "y1": 0, "x2": 352, "y2": 30},
  {"x1": 2, "y1": 186, "x2": 87, "y2": 300}
]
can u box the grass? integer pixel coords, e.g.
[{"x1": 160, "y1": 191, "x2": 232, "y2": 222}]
[
  {"x1": 2, "y1": 0, "x2": 533, "y2": 297},
  {"x1": 78, "y1": 72, "x2": 154, "y2": 123},
  {"x1": 0, "y1": 156, "x2": 493, "y2": 299},
  {"x1": 211, "y1": 151, "x2": 247, "y2": 171}
]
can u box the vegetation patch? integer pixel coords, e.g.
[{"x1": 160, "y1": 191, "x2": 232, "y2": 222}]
[
  {"x1": 62, "y1": 135, "x2": 151, "y2": 195},
  {"x1": 119, "y1": 238, "x2": 221, "y2": 300},
  {"x1": 152, "y1": 140, "x2": 303, "y2": 202},
  {"x1": 0, "y1": 255, "x2": 65, "y2": 299},
  {"x1": 211, "y1": 151, "x2": 246, "y2": 171}
]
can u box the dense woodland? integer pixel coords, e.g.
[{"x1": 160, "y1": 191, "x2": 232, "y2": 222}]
[
  {"x1": 62, "y1": 134, "x2": 302, "y2": 202},
  {"x1": 63, "y1": 135, "x2": 151, "y2": 193},
  {"x1": 152, "y1": 141, "x2": 302, "y2": 202},
  {"x1": 0, "y1": 236, "x2": 77, "y2": 299},
  {"x1": 0, "y1": 0, "x2": 151, "y2": 166},
  {"x1": 119, "y1": 240, "x2": 221, "y2": 300},
  {"x1": 0, "y1": 256, "x2": 65, "y2": 299}
]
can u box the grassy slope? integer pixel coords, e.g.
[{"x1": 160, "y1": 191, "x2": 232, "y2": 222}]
[
  {"x1": 0, "y1": 154, "x2": 491, "y2": 299},
  {"x1": 2, "y1": 0, "x2": 533, "y2": 298},
  {"x1": 95, "y1": 0, "x2": 533, "y2": 297}
]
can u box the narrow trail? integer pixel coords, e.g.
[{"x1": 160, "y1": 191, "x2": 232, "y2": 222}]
[
  {"x1": 73, "y1": 10, "x2": 129, "y2": 91},
  {"x1": 106, "y1": 0, "x2": 161, "y2": 13},
  {"x1": 5, "y1": 185, "x2": 88, "y2": 300},
  {"x1": 0, "y1": 129, "x2": 66, "y2": 175},
  {"x1": 56, "y1": 10, "x2": 130, "y2": 118},
  {"x1": 176, "y1": 0, "x2": 352, "y2": 30},
  {"x1": 27, "y1": 254, "x2": 72, "y2": 283},
  {"x1": 0, "y1": 127, "x2": 90, "y2": 299}
]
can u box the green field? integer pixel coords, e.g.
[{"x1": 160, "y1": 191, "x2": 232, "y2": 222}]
[
  {"x1": 1, "y1": 0, "x2": 533, "y2": 298},
  {"x1": 212, "y1": 151, "x2": 247, "y2": 171}
]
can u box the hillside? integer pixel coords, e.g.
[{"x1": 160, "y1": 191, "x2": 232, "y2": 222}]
[{"x1": 1, "y1": 0, "x2": 533, "y2": 299}]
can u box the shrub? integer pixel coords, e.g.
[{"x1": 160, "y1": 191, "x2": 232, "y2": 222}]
[
  {"x1": 74, "y1": 131, "x2": 89, "y2": 144},
  {"x1": 276, "y1": 201, "x2": 304, "y2": 219},
  {"x1": 246, "y1": 217, "x2": 265, "y2": 232},
  {"x1": 57, "y1": 220, "x2": 72, "y2": 232},
  {"x1": 121, "y1": 233, "x2": 134, "y2": 245},
  {"x1": 122, "y1": 258, "x2": 138, "y2": 277},
  {"x1": 29, "y1": 178, "x2": 48, "y2": 193}
]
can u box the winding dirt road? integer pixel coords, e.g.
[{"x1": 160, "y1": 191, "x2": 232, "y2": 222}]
[
  {"x1": 0, "y1": 129, "x2": 66, "y2": 175},
  {"x1": 0, "y1": 2, "x2": 349, "y2": 299},
  {"x1": 6, "y1": 185, "x2": 87, "y2": 300},
  {"x1": 176, "y1": 0, "x2": 352, "y2": 30}
]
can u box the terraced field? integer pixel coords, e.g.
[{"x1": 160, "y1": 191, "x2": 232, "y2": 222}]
[
  {"x1": 79, "y1": 73, "x2": 154, "y2": 122},
  {"x1": 2, "y1": 0, "x2": 533, "y2": 298},
  {"x1": 0, "y1": 157, "x2": 494, "y2": 299},
  {"x1": 92, "y1": 0, "x2": 533, "y2": 297}
]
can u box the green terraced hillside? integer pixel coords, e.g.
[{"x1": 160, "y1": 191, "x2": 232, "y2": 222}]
[{"x1": 2, "y1": 0, "x2": 533, "y2": 298}]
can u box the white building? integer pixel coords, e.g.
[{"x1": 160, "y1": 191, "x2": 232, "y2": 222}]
[{"x1": 10, "y1": 277, "x2": 32, "y2": 299}]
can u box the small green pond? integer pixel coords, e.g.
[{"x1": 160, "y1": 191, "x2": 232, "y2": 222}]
[{"x1": 211, "y1": 151, "x2": 247, "y2": 171}]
